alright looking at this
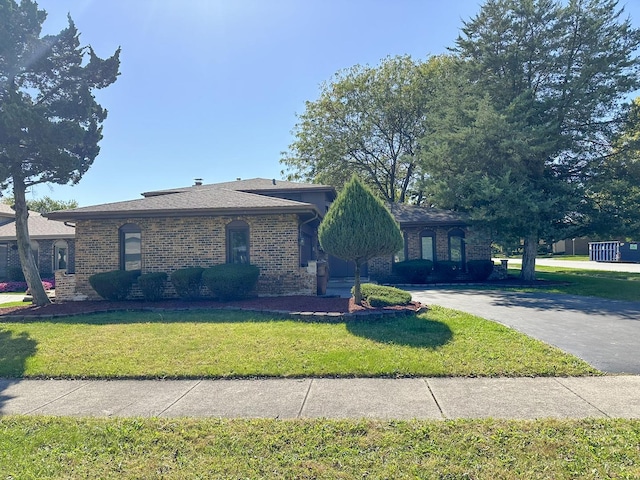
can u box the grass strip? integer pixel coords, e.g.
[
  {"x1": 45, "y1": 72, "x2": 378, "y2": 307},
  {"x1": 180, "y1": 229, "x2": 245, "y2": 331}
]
[
  {"x1": 0, "y1": 306, "x2": 597, "y2": 378},
  {"x1": 506, "y1": 267, "x2": 640, "y2": 301},
  {"x1": 1, "y1": 416, "x2": 638, "y2": 479}
]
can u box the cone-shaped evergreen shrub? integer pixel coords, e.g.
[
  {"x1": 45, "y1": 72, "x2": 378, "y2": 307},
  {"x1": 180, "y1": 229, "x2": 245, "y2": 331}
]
[{"x1": 319, "y1": 175, "x2": 403, "y2": 304}]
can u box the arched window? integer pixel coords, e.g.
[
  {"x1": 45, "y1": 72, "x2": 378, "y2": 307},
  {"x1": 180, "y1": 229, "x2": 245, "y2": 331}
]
[
  {"x1": 448, "y1": 228, "x2": 465, "y2": 266},
  {"x1": 53, "y1": 240, "x2": 68, "y2": 272},
  {"x1": 420, "y1": 229, "x2": 436, "y2": 262},
  {"x1": 119, "y1": 223, "x2": 141, "y2": 271},
  {"x1": 226, "y1": 220, "x2": 249, "y2": 264}
]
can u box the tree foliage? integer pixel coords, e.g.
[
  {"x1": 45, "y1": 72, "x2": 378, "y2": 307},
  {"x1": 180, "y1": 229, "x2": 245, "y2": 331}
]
[
  {"x1": 281, "y1": 55, "x2": 448, "y2": 203},
  {"x1": 583, "y1": 98, "x2": 640, "y2": 240},
  {"x1": 2, "y1": 195, "x2": 78, "y2": 213},
  {"x1": 421, "y1": 0, "x2": 640, "y2": 280},
  {"x1": 0, "y1": 0, "x2": 120, "y2": 304},
  {"x1": 319, "y1": 175, "x2": 402, "y2": 304}
]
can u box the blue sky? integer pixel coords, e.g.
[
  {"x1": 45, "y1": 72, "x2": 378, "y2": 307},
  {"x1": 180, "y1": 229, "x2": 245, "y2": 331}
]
[{"x1": 26, "y1": 0, "x2": 640, "y2": 207}]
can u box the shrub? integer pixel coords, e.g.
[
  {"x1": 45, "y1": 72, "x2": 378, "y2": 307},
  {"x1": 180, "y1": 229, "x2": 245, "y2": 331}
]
[
  {"x1": 89, "y1": 270, "x2": 140, "y2": 301},
  {"x1": 170, "y1": 267, "x2": 205, "y2": 300},
  {"x1": 392, "y1": 259, "x2": 433, "y2": 284},
  {"x1": 7, "y1": 266, "x2": 25, "y2": 282},
  {"x1": 202, "y1": 264, "x2": 260, "y2": 301},
  {"x1": 355, "y1": 283, "x2": 412, "y2": 307},
  {"x1": 434, "y1": 261, "x2": 460, "y2": 281},
  {"x1": 137, "y1": 272, "x2": 168, "y2": 301},
  {"x1": 467, "y1": 259, "x2": 495, "y2": 281}
]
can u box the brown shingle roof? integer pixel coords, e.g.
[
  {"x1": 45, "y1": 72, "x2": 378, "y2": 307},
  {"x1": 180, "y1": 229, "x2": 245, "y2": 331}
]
[
  {"x1": 387, "y1": 203, "x2": 467, "y2": 227},
  {"x1": 46, "y1": 187, "x2": 321, "y2": 221},
  {"x1": 142, "y1": 178, "x2": 336, "y2": 198},
  {"x1": 0, "y1": 211, "x2": 75, "y2": 241}
]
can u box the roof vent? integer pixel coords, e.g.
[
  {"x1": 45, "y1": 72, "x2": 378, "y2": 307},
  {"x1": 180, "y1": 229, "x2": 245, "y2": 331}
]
[
  {"x1": 236, "y1": 177, "x2": 241, "y2": 181},
  {"x1": 272, "y1": 178, "x2": 276, "y2": 185},
  {"x1": 194, "y1": 178, "x2": 203, "y2": 186}
]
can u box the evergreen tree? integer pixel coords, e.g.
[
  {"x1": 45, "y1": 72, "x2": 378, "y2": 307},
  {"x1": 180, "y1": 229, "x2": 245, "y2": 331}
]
[
  {"x1": 0, "y1": 0, "x2": 120, "y2": 304},
  {"x1": 423, "y1": 0, "x2": 640, "y2": 281},
  {"x1": 319, "y1": 176, "x2": 402, "y2": 304}
]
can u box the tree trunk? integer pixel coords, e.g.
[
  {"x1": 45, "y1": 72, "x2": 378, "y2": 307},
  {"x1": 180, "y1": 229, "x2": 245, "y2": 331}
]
[
  {"x1": 12, "y1": 176, "x2": 51, "y2": 306},
  {"x1": 520, "y1": 234, "x2": 538, "y2": 282},
  {"x1": 353, "y1": 260, "x2": 362, "y2": 305}
]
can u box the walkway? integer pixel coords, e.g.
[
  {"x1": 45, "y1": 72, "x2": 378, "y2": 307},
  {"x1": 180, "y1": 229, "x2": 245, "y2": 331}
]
[
  {"x1": 410, "y1": 288, "x2": 640, "y2": 374},
  {"x1": 1, "y1": 376, "x2": 639, "y2": 419}
]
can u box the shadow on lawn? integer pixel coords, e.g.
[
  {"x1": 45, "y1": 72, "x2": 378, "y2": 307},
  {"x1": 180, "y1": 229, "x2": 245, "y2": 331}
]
[
  {"x1": 0, "y1": 329, "x2": 38, "y2": 413},
  {"x1": 346, "y1": 315, "x2": 453, "y2": 348}
]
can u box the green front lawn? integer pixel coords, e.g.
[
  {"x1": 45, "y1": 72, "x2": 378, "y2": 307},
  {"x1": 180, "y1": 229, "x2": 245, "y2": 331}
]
[
  {"x1": 508, "y1": 266, "x2": 640, "y2": 301},
  {"x1": 1, "y1": 417, "x2": 638, "y2": 479},
  {"x1": 0, "y1": 306, "x2": 597, "y2": 378}
]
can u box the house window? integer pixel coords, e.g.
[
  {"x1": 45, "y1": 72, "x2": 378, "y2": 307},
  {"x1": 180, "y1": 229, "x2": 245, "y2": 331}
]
[
  {"x1": 0, "y1": 243, "x2": 7, "y2": 279},
  {"x1": 393, "y1": 231, "x2": 408, "y2": 263},
  {"x1": 53, "y1": 240, "x2": 68, "y2": 272},
  {"x1": 120, "y1": 223, "x2": 142, "y2": 271},
  {"x1": 30, "y1": 241, "x2": 39, "y2": 267},
  {"x1": 448, "y1": 228, "x2": 465, "y2": 266},
  {"x1": 226, "y1": 220, "x2": 249, "y2": 264},
  {"x1": 420, "y1": 229, "x2": 436, "y2": 262}
]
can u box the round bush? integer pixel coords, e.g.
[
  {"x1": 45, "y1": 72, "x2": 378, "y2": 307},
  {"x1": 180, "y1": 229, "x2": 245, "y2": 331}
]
[
  {"x1": 170, "y1": 267, "x2": 205, "y2": 300},
  {"x1": 89, "y1": 270, "x2": 140, "y2": 301},
  {"x1": 434, "y1": 261, "x2": 460, "y2": 281},
  {"x1": 392, "y1": 259, "x2": 433, "y2": 284},
  {"x1": 466, "y1": 260, "x2": 495, "y2": 281},
  {"x1": 137, "y1": 272, "x2": 168, "y2": 301},
  {"x1": 202, "y1": 264, "x2": 260, "y2": 301}
]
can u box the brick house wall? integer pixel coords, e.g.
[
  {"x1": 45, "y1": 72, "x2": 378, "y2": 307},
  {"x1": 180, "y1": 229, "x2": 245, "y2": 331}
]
[
  {"x1": 3, "y1": 238, "x2": 75, "y2": 280},
  {"x1": 72, "y1": 214, "x2": 316, "y2": 300},
  {"x1": 369, "y1": 226, "x2": 491, "y2": 279}
]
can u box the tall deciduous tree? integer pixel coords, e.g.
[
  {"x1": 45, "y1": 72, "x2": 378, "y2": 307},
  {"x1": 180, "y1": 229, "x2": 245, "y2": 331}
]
[
  {"x1": 422, "y1": 0, "x2": 640, "y2": 280},
  {"x1": 319, "y1": 175, "x2": 402, "y2": 304},
  {"x1": 0, "y1": 0, "x2": 120, "y2": 304},
  {"x1": 2, "y1": 195, "x2": 78, "y2": 214},
  {"x1": 281, "y1": 55, "x2": 446, "y2": 203}
]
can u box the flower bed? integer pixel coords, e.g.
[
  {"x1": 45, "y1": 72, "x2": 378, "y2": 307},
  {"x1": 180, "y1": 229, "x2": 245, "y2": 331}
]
[{"x1": 0, "y1": 279, "x2": 55, "y2": 293}]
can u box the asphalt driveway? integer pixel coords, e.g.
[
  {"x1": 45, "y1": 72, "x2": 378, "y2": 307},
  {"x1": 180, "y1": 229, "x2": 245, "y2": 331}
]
[{"x1": 409, "y1": 288, "x2": 640, "y2": 374}]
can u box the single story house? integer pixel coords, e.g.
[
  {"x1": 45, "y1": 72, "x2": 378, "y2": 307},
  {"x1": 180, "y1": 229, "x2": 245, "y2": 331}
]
[
  {"x1": 46, "y1": 178, "x2": 492, "y2": 300},
  {"x1": 0, "y1": 203, "x2": 75, "y2": 280},
  {"x1": 46, "y1": 178, "x2": 336, "y2": 300},
  {"x1": 367, "y1": 203, "x2": 492, "y2": 281}
]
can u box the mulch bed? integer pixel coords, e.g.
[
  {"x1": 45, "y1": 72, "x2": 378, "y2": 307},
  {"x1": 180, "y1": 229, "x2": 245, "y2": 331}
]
[{"x1": 0, "y1": 296, "x2": 423, "y2": 319}]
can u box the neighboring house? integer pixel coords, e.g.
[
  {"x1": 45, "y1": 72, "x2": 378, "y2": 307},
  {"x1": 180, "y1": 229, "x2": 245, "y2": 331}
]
[
  {"x1": 552, "y1": 237, "x2": 591, "y2": 256},
  {"x1": 368, "y1": 203, "x2": 492, "y2": 280},
  {"x1": 47, "y1": 178, "x2": 336, "y2": 300},
  {"x1": 0, "y1": 203, "x2": 75, "y2": 280}
]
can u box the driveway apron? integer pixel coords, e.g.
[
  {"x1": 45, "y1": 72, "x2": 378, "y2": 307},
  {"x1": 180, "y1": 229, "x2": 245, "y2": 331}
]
[{"x1": 409, "y1": 288, "x2": 640, "y2": 374}]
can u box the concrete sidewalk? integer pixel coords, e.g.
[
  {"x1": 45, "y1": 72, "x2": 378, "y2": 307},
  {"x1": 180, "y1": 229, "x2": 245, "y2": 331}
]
[{"x1": 1, "y1": 376, "x2": 639, "y2": 420}]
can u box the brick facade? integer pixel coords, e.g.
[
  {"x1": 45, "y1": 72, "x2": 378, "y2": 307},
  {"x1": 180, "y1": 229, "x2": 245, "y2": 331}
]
[
  {"x1": 2, "y1": 238, "x2": 75, "y2": 280},
  {"x1": 72, "y1": 214, "x2": 317, "y2": 300},
  {"x1": 369, "y1": 226, "x2": 491, "y2": 279}
]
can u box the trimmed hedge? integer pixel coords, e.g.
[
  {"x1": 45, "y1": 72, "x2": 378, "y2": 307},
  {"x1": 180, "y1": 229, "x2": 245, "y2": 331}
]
[
  {"x1": 202, "y1": 264, "x2": 260, "y2": 301},
  {"x1": 356, "y1": 283, "x2": 412, "y2": 307},
  {"x1": 434, "y1": 261, "x2": 460, "y2": 281},
  {"x1": 89, "y1": 270, "x2": 140, "y2": 301},
  {"x1": 392, "y1": 259, "x2": 433, "y2": 284},
  {"x1": 137, "y1": 272, "x2": 168, "y2": 301},
  {"x1": 467, "y1": 259, "x2": 495, "y2": 281},
  {"x1": 170, "y1": 267, "x2": 205, "y2": 300}
]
